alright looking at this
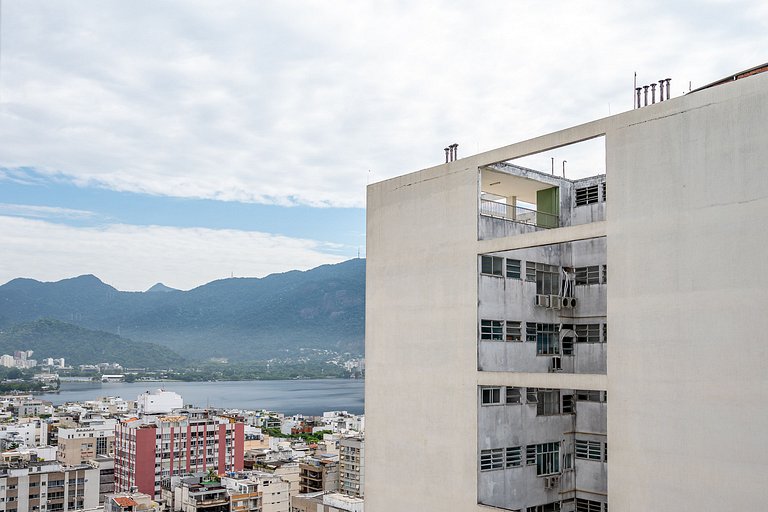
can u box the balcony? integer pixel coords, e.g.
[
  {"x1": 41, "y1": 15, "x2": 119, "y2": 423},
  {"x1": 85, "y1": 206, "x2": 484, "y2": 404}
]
[
  {"x1": 480, "y1": 199, "x2": 558, "y2": 229},
  {"x1": 479, "y1": 165, "x2": 563, "y2": 240}
]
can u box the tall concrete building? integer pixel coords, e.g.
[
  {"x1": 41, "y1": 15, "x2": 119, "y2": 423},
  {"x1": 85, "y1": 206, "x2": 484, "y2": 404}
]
[{"x1": 365, "y1": 64, "x2": 768, "y2": 511}]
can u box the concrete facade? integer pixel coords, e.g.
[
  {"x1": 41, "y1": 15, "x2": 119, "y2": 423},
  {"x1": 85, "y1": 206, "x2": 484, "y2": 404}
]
[{"x1": 365, "y1": 68, "x2": 768, "y2": 511}]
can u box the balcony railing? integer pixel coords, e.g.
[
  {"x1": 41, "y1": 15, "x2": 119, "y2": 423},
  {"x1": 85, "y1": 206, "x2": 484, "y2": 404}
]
[{"x1": 480, "y1": 199, "x2": 558, "y2": 229}]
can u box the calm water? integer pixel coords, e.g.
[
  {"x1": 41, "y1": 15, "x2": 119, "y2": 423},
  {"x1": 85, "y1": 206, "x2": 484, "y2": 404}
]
[{"x1": 37, "y1": 379, "x2": 364, "y2": 416}]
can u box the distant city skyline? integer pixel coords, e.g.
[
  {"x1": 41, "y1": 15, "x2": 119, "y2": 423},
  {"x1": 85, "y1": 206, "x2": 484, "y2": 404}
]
[{"x1": 1, "y1": 1, "x2": 766, "y2": 290}]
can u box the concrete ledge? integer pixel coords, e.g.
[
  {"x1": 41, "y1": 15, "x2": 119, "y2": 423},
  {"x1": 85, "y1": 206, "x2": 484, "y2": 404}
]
[
  {"x1": 477, "y1": 371, "x2": 608, "y2": 390},
  {"x1": 477, "y1": 221, "x2": 607, "y2": 254}
]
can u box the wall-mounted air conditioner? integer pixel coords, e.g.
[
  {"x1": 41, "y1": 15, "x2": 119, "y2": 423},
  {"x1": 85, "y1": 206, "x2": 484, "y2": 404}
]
[
  {"x1": 544, "y1": 475, "x2": 561, "y2": 489},
  {"x1": 561, "y1": 297, "x2": 577, "y2": 308},
  {"x1": 549, "y1": 295, "x2": 562, "y2": 310},
  {"x1": 535, "y1": 294, "x2": 550, "y2": 308}
]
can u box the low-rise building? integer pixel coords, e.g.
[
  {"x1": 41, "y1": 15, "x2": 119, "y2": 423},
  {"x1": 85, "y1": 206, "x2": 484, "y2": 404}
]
[
  {"x1": 290, "y1": 492, "x2": 363, "y2": 512},
  {"x1": 104, "y1": 491, "x2": 161, "y2": 512},
  {"x1": 299, "y1": 458, "x2": 338, "y2": 494},
  {"x1": 57, "y1": 418, "x2": 116, "y2": 465},
  {"x1": 0, "y1": 460, "x2": 99, "y2": 511}
]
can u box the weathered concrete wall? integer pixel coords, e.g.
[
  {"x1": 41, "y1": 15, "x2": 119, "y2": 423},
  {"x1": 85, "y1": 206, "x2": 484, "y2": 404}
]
[
  {"x1": 366, "y1": 163, "x2": 481, "y2": 511},
  {"x1": 478, "y1": 393, "x2": 573, "y2": 509},
  {"x1": 607, "y1": 71, "x2": 768, "y2": 510},
  {"x1": 367, "y1": 67, "x2": 768, "y2": 512}
]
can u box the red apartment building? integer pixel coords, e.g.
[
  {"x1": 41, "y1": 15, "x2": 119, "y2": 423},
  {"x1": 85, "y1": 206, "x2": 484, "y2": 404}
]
[{"x1": 114, "y1": 412, "x2": 244, "y2": 497}]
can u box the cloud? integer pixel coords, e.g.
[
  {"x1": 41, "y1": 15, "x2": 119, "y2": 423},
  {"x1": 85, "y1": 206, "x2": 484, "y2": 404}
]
[
  {"x1": 0, "y1": 203, "x2": 96, "y2": 220},
  {"x1": 1, "y1": 1, "x2": 766, "y2": 207},
  {"x1": 0, "y1": 216, "x2": 346, "y2": 291}
]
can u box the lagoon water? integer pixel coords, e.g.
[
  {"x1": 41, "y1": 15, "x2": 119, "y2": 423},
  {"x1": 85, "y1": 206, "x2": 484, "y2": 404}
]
[{"x1": 37, "y1": 379, "x2": 364, "y2": 416}]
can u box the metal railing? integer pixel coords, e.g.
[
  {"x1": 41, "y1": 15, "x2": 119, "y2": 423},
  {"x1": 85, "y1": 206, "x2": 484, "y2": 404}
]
[{"x1": 480, "y1": 198, "x2": 559, "y2": 229}]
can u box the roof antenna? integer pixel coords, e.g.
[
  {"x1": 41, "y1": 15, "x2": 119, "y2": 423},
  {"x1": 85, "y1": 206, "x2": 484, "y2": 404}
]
[{"x1": 562, "y1": 160, "x2": 567, "y2": 178}]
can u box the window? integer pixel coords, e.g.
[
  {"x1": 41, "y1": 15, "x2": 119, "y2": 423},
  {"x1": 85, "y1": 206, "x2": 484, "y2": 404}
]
[
  {"x1": 536, "y1": 389, "x2": 560, "y2": 416},
  {"x1": 575, "y1": 266, "x2": 600, "y2": 285},
  {"x1": 481, "y1": 320, "x2": 503, "y2": 341},
  {"x1": 505, "y1": 446, "x2": 522, "y2": 467},
  {"x1": 481, "y1": 255, "x2": 504, "y2": 276},
  {"x1": 97, "y1": 437, "x2": 108, "y2": 455},
  {"x1": 603, "y1": 323, "x2": 607, "y2": 343},
  {"x1": 575, "y1": 439, "x2": 602, "y2": 460},
  {"x1": 480, "y1": 448, "x2": 503, "y2": 471},
  {"x1": 481, "y1": 387, "x2": 502, "y2": 405},
  {"x1": 527, "y1": 503, "x2": 561, "y2": 512},
  {"x1": 602, "y1": 264, "x2": 607, "y2": 283},
  {"x1": 506, "y1": 321, "x2": 522, "y2": 342},
  {"x1": 535, "y1": 323, "x2": 559, "y2": 355},
  {"x1": 601, "y1": 181, "x2": 607, "y2": 202},
  {"x1": 604, "y1": 443, "x2": 608, "y2": 462},
  {"x1": 575, "y1": 324, "x2": 600, "y2": 343},
  {"x1": 525, "y1": 261, "x2": 536, "y2": 281},
  {"x1": 526, "y1": 387, "x2": 538, "y2": 403},
  {"x1": 526, "y1": 323, "x2": 537, "y2": 342},
  {"x1": 575, "y1": 389, "x2": 604, "y2": 402},
  {"x1": 532, "y1": 442, "x2": 560, "y2": 475},
  {"x1": 576, "y1": 498, "x2": 605, "y2": 512},
  {"x1": 561, "y1": 336, "x2": 574, "y2": 355},
  {"x1": 575, "y1": 185, "x2": 599, "y2": 206},
  {"x1": 528, "y1": 262, "x2": 559, "y2": 295},
  {"x1": 506, "y1": 259, "x2": 521, "y2": 279},
  {"x1": 526, "y1": 445, "x2": 536, "y2": 465},
  {"x1": 563, "y1": 452, "x2": 573, "y2": 470},
  {"x1": 562, "y1": 394, "x2": 574, "y2": 414},
  {"x1": 506, "y1": 387, "x2": 521, "y2": 404}
]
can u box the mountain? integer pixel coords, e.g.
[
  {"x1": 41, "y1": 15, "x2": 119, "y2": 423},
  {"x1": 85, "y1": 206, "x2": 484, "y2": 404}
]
[
  {"x1": 0, "y1": 319, "x2": 185, "y2": 368},
  {"x1": 146, "y1": 283, "x2": 178, "y2": 293},
  {"x1": 0, "y1": 259, "x2": 365, "y2": 360}
]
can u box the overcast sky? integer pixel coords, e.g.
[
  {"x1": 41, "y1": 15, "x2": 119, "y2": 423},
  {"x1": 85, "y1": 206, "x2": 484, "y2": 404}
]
[{"x1": 1, "y1": 0, "x2": 766, "y2": 290}]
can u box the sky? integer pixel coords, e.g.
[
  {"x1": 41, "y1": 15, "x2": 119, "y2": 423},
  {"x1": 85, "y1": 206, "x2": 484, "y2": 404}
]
[{"x1": 1, "y1": 0, "x2": 766, "y2": 291}]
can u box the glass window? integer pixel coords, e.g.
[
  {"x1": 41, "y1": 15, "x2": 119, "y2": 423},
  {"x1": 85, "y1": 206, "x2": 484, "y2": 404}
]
[
  {"x1": 481, "y1": 320, "x2": 503, "y2": 341},
  {"x1": 506, "y1": 321, "x2": 522, "y2": 342},
  {"x1": 506, "y1": 387, "x2": 521, "y2": 404},
  {"x1": 506, "y1": 259, "x2": 521, "y2": 279},
  {"x1": 480, "y1": 448, "x2": 503, "y2": 471},
  {"x1": 575, "y1": 185, "x2": 599, "y2": 206},
  {"x1": 505, "y1": 446, "x2": 522, "y2": 467},
  {"x1": 481, "y1": 387, "x2": 501, "y2": 405},
  {"x1": 481, "y1": 256, "x2": 504, "y2": 276}
]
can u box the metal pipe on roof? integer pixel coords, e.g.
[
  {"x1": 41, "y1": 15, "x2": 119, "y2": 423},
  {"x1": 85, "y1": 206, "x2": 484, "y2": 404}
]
[
  {"x1": 666, "y1": 78, "x2": 671, "y2": 100},
  {"x1": 636, "y1": 88, "x2": 642, "y2": 109},
  {"x1": 651, "y1": 83, "x2": 656, "y2": 104},
  {"x1": 444, "y1": 147, "x2": 450, "y2": 163},
  {"x1": 643, "y1": 85, "x2": 649, "y2": 106},
  {"x1": 659, "y1": 80, "x2": 665, "y2": 101}
]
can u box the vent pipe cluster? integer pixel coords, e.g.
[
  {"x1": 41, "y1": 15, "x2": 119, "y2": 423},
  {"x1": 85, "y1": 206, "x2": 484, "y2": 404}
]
[
  {"x1": 635, "y1": 78, "x2": 671, "y2": 108},
  {"x1": 444, "y1": 143, "x2": 459, "y2": 163}
]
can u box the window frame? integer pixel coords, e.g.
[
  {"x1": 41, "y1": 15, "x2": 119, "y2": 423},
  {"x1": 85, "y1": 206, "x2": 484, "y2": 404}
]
[
  {"x1": 481, "y1": 255, "x2": 504, "y2": 277},
  {"x1": 480, "y1": 387, "x2": 502, "y2": 406}
]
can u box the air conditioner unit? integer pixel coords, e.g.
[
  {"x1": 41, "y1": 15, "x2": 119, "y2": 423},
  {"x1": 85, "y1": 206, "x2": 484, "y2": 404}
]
[
  {"x1": 544, "y1": 475, "x2": 561, "y2": 489},
  {"x1": 549, "y1": 295, "x2": 562, "y2": 310},
  {"x1": 562, "y1": 297, "x2": 577, "y2": 308},
  {"x1": 535, "y1": 294, "x2": 550, "y2": 308},
  {"x1": 550, "y1": 356, "x2": 562, "y2": 372}
]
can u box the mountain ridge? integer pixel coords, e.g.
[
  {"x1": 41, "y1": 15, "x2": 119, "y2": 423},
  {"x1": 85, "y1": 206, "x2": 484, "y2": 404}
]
[{"x1": 0, "y1": 259, "x2": 366, "y2": 360}]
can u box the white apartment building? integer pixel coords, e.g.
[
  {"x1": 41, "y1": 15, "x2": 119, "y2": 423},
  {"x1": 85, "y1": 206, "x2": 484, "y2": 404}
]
[
  {"x1": 365, "y1": 64, "x2": 768, "y2": 511},
  {"x1": 0, "y1": 461, "x2": 99, "y2": 512}
]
